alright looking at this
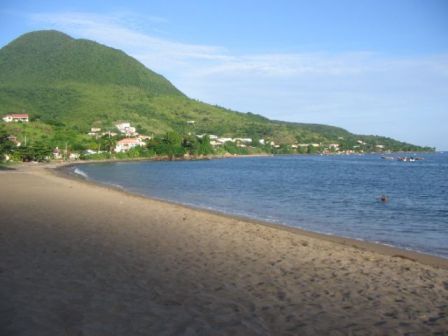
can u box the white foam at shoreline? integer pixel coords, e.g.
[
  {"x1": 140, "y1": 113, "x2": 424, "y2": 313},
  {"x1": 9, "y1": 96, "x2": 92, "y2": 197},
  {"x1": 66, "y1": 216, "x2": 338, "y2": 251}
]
[{"x1": 74, "y1": 168, "x2": 89, "y2": 179}]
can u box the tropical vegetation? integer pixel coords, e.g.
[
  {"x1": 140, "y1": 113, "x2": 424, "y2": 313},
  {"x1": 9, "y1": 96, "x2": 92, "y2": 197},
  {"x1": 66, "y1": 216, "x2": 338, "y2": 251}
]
[{"x1": 0, "y1": 30, "x2": 434, "y2": 162}]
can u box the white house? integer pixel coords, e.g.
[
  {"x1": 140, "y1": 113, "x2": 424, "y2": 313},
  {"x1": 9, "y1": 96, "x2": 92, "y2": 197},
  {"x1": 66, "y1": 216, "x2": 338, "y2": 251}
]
[
  {"x1": 53, "y1": 147, "x2": 63, "y2": 160},
  {"x1": 217, "y1": 137, "x2": 234, "y2": 144},
  {"x1": 137, "y1": 135, "x2": 152, "y2": 142},
  {"x1": 115, "y1": 138, "x2": 144, "y2": 153},
  {"x1": 102, "y1": 131, "x2": 118, "y2": 137},
  {"x1": 69, "y1": 153, "x2": 80, "y2": 160},
  {"x1": 234, "y1": 138, "x2": 252, "y2": 143},
  {"x1": 2, "y1": 114, "x2": 29, "y2": 123},
  {"x1": 115, "y1": 122, "x2": 137, "y2": 136}
]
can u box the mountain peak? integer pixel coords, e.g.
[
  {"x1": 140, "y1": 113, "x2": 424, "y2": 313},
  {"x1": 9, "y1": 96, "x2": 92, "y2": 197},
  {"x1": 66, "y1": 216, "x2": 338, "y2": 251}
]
[{"x1": 0, "y1": 30, "x2": 182, "y2": 96}]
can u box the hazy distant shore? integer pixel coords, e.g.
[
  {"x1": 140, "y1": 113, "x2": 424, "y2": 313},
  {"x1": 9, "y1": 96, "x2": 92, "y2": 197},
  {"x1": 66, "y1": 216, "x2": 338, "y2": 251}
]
[{"x1": 1, "y1": 163, "x2": 447, "y2": 334}]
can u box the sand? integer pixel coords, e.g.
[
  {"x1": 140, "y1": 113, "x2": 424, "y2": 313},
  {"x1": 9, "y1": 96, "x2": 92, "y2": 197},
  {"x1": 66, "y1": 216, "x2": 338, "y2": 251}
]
[{"x1": 1, "y1": 163, "x2": 447, "y2": 335}]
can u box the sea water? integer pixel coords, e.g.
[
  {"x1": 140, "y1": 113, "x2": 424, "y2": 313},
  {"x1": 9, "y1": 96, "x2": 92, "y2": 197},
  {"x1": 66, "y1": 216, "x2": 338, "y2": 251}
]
[{"x1": 72, "y1": 153, "x2": 448, "y2": 258}]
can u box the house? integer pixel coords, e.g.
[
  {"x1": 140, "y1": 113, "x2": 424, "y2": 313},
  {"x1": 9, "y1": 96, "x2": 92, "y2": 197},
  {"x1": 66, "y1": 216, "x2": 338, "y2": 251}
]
[
  {"x1": 186, "y1": 120, "x2": 195, "y2": 125},
  {"x1": 69, "y1": 153, "x2": 80, "y2": 160},
  {"x1": 234, "y1": 138, "x2": 252, "y2": 144},
  {"x1": 217, "y1": 137, "x2": 234, "y2": 144},
  {"x1": 115, "y1": 122, "x2": 137, "y2": 136},
  {"x1": 2, "y1": 114, "x2": 29, "y2": 123},
  {"x1": 53, "y1": 147, "x2": 63, "y2": 160},
  {"x1": 91, "y1": 127, "x2": 101, "y2": 132},
  {"x1": 115, "y1": 138, "x2": 144, "y2": 153},
  {"x1": 115, "y1": 122, "x2": 131, "y2": 131},
  {"x1": 329, "y1": 143, "x2": 340, "y2": 149},
  {"x1": 102, "y1": 131, "x2": 118, "y2": 137},
  {"x1": 137, "y1": 135, "x2": 152, "y2": 141},
  {"x1": 83, "y1": 149, "x2": 99, "y2": 155}
]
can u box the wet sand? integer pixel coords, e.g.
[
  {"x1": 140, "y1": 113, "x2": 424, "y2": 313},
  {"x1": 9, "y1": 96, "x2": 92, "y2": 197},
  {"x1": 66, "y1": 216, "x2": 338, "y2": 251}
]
[{"x1": 1, "y1": 163, "x2": 447, "y2": 335}]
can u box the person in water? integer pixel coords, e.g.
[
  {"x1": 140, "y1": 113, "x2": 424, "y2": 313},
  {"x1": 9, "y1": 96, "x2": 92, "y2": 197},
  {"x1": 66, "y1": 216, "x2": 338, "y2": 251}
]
[{"x1": 380, "y1": 195, "x2": 389, "y2": 203}]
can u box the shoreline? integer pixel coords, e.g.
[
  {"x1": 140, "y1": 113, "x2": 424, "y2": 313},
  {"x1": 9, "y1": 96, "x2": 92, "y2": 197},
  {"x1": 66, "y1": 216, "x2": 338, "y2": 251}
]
[
  {"x1": 55, "y1": 160, "x2": 448, "y2": 269},
  {"x1": 2, "y1": 162, "x2": 448, "y2": 334}
]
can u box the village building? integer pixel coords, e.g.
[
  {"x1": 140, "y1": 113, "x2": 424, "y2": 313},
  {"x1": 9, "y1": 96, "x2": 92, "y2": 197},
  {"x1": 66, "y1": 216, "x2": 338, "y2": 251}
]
[
  {"x1": 115, "y1": 122, "x2": 137, "y2": 136},
  {"x1": 137, "y1": 135, "x2": 152, "y2": 142},
  {"x1": 234, "y1": 138, "x2": 252, "y2": 144},
  {"x1": 83, "y1": 149, "x2": 101, "y2": 155},
  {"x1": 69, "y1": 153, "x2": 80, "y2": 160},
  {"x1": 217, "y1": 137, "x2": 234, "y2": 144},
  {"x1": 53, "y1": 147, "x2": 63, "y2": 160},
  {"x1": 115, "y1": 138, "x2": 145, "y2": 153},
  {"x1": 101, "y1": 131, "x2": 118, "y2": 137},
  {"x1": 2, "y1": 114, "x2": 29, "y2": 123}
]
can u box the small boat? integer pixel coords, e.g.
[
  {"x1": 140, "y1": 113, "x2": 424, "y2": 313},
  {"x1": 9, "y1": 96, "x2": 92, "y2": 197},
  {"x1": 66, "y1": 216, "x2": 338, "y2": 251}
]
[{"x1": 397, "y1": 156, "x2": 423, "y2": 162}]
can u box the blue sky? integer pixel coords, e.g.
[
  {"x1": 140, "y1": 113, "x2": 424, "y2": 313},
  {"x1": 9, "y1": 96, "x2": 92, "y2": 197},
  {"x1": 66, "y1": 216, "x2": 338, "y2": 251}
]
[{"x1": 1, "y1": 0, "x2": 447, "y2": 149}]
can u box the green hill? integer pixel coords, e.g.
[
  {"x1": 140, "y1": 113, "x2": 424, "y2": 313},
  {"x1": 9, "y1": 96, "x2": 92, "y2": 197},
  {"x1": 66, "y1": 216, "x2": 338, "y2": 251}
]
[{"x1": 0, "y1": 30, "x2": 432, "y2": 153}]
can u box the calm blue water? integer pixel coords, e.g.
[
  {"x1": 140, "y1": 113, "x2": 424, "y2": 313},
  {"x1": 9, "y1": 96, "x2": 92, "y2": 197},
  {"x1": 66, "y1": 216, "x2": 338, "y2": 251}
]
[{"x1": 72, "y1": 153, "x2": 448, "y2": 258}]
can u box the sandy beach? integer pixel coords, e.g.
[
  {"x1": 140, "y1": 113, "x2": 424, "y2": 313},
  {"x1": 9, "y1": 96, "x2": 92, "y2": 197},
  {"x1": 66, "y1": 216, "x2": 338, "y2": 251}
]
[{"x1": 1, "y1": 163, "x2": 447, "y2": 335}]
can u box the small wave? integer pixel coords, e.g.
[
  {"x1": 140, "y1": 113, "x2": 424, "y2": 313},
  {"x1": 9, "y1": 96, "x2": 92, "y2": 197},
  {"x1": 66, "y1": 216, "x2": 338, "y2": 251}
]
[
  {"x1": 106, "y1": 182, "x2": 125, "y2": 190},
  {"x1": 74, "y1": 168, "x2": 89, "y2": 179}
]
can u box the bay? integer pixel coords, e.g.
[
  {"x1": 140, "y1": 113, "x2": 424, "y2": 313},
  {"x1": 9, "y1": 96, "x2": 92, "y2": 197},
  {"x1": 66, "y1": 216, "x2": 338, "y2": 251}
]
[{"x1": 72, "y1": 153, "x2": 448, "y2": 258}]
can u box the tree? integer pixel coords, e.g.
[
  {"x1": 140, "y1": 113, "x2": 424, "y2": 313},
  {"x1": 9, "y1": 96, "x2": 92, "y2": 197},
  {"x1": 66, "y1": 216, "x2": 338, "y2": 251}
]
[
  {"x1": 0, "y1": 133, "x2": 15, "y2": 161},
  {"x1": 16, "y1": 142, "x2": 52, "y2": 162},
  {"x1": 147, "y1": 131, "x2": 185, "y2": 159},
  {"x1": 99, "y1": 135, "x2": 117, "y2": 153}
]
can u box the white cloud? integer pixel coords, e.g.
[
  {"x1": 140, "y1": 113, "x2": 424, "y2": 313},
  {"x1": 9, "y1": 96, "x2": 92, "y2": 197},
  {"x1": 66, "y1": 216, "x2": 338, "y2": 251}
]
[{"x1": 24, "y1": 11, "x2": 448, "y2": 149}]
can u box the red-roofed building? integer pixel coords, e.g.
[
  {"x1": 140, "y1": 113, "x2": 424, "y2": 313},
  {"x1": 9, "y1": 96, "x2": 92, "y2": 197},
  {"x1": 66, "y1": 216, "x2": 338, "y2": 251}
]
[
  {"x1": 2, "y1": 114, "x2": 29, "y2": 123},
  {"x1": 115, "y1": 138, "x2": 144, "y2": 153}
]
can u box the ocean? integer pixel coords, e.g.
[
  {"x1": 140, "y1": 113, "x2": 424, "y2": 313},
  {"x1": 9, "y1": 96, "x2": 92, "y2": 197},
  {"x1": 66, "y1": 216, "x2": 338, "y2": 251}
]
[{"x1": 72, "y1": 153, "x2": 448, "y2": 258}]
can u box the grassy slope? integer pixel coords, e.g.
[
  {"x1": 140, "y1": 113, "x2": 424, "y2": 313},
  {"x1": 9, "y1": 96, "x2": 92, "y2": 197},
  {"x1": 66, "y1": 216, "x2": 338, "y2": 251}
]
[{"x1": 0, "y1": 30, "x2": 432, "y2": 151}]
